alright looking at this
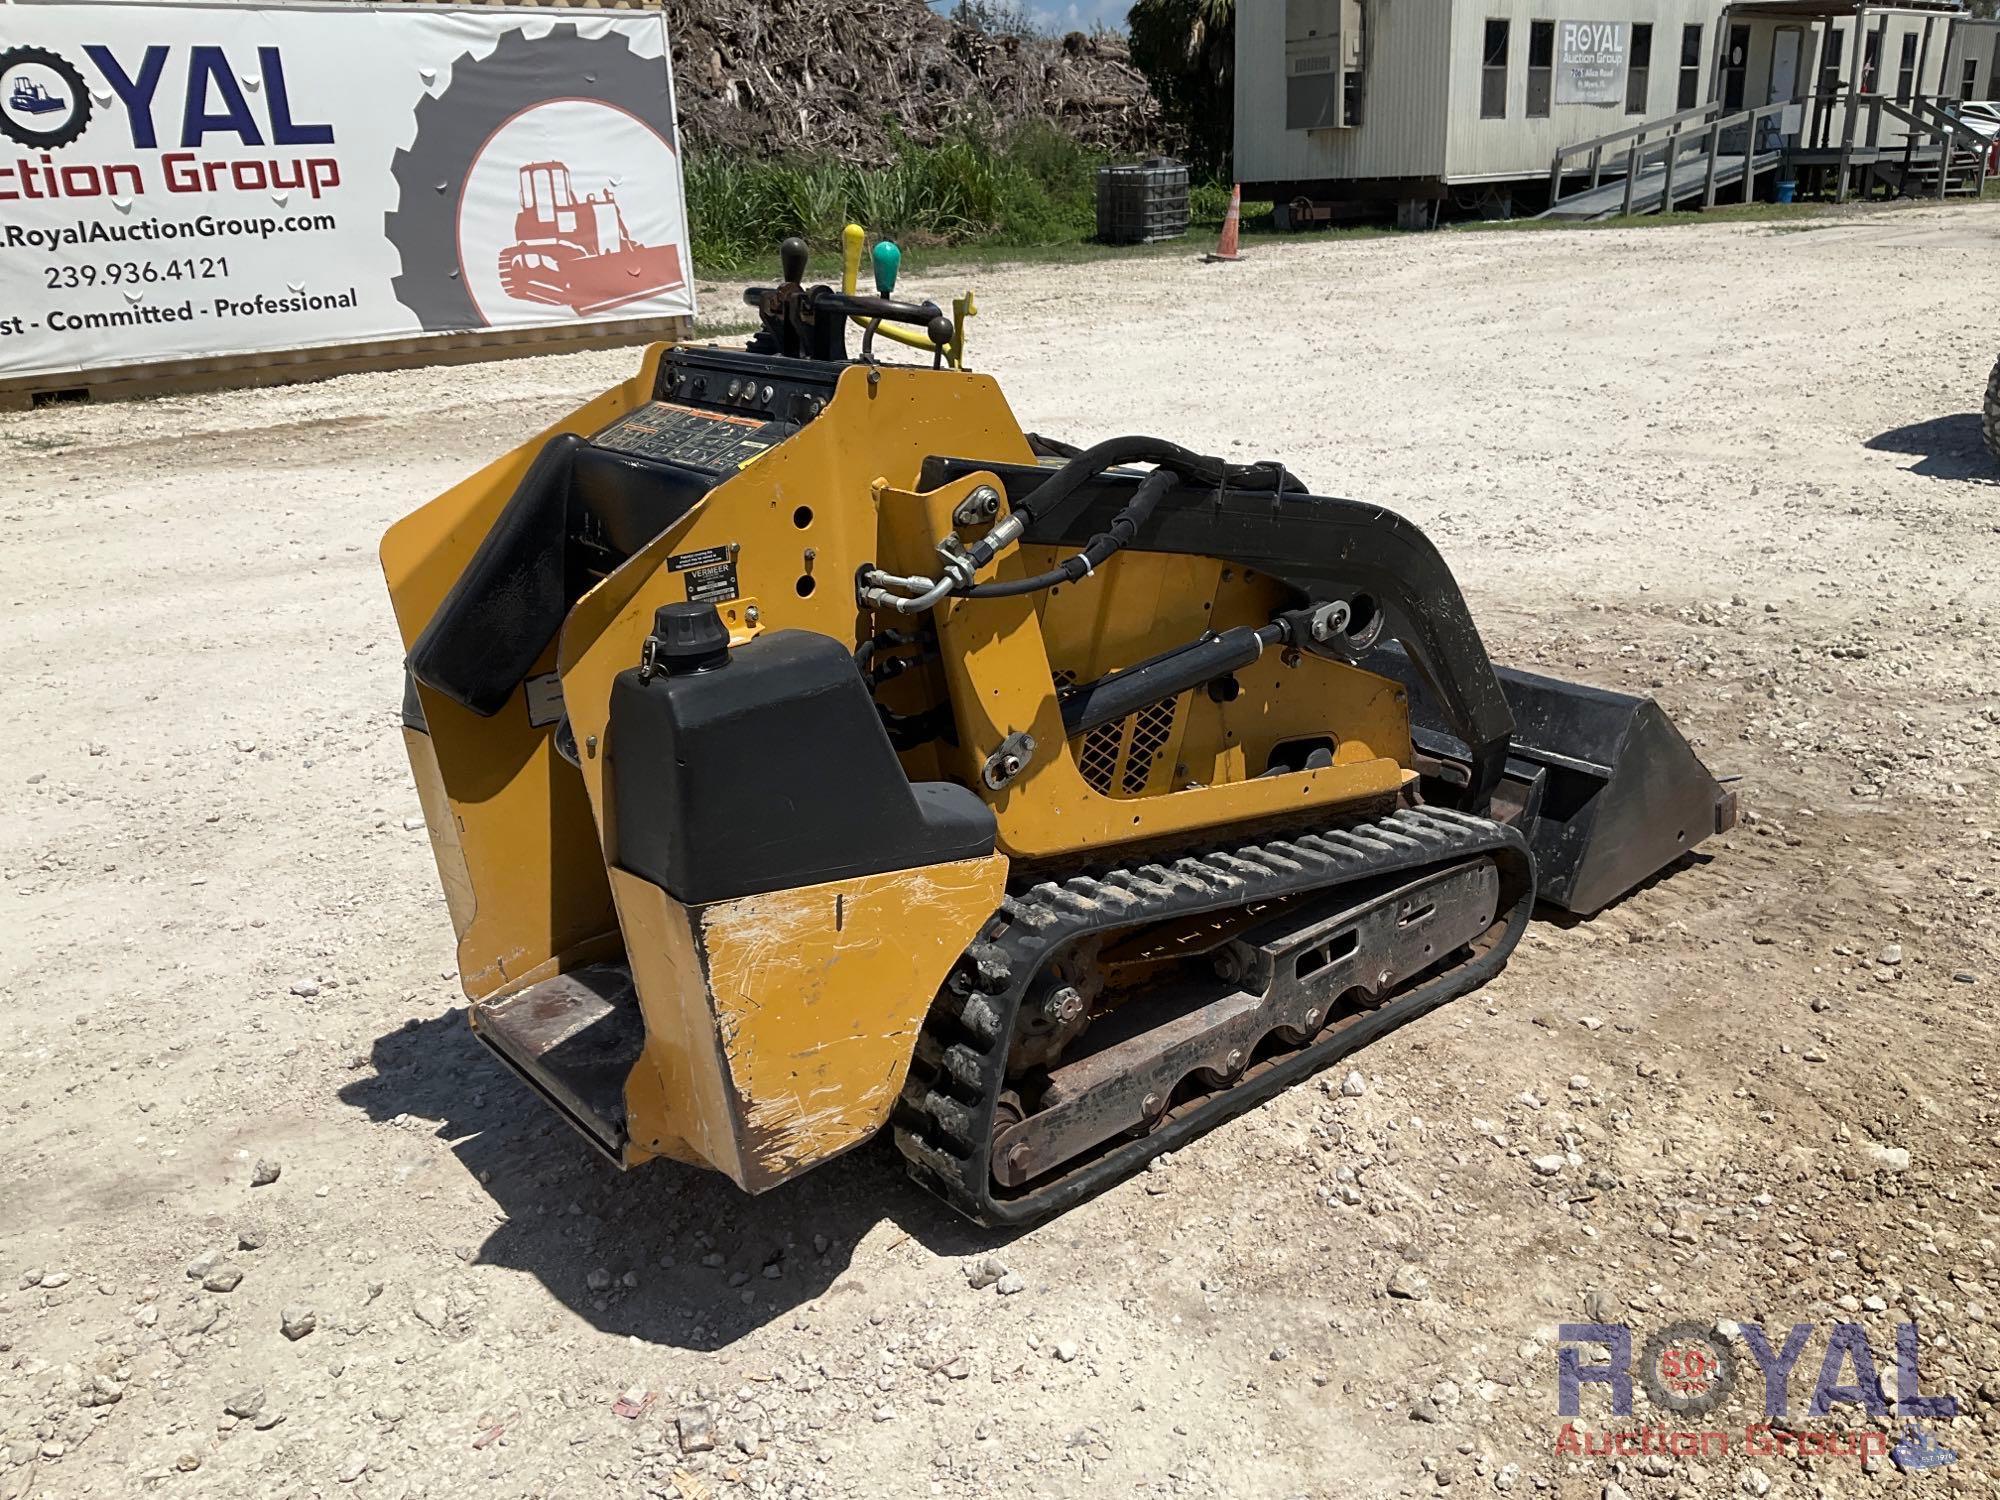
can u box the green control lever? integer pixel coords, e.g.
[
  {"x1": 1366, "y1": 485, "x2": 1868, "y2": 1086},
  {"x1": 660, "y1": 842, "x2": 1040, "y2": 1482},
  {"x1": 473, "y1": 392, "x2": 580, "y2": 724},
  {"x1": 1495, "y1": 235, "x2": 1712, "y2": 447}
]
[{"x1": 871, "y1": 240, "x2": 902, "y2": 298}]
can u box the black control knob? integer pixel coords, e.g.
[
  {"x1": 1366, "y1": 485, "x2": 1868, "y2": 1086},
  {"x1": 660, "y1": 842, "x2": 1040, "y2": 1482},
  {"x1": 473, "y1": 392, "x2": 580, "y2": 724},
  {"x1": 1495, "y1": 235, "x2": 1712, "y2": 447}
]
[
  {"x1": 779, "y1": 236, "x2": 809, "y2": 285},
  {"x1": 644, "y1": 602, "x2": 730, "y2": 676}
]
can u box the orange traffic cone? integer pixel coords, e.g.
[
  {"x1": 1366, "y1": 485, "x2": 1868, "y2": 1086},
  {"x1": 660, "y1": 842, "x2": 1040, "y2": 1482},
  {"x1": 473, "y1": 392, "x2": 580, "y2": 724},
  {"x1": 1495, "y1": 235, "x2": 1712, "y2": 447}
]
[{"x1": 1203, "y1": 183, "x2": 1245, "y2": 263}]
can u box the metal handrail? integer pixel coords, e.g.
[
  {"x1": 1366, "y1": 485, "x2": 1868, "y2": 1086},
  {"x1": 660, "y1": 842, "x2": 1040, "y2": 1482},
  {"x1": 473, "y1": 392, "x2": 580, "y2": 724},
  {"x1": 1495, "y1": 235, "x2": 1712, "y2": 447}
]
[
  {"x1": 1547, "y1": 99, "x2": 1788, "y2": 216},
  {"x1": 1548, "y1": 86, "x2": 1991, "y2": 217},
  {"x1": 1546, "y1": 101, "x2": 1724, "y2": 202},
  {"x1": 1872, "y1": 94, "x2": 1992, "y2": 199},
  {"x1": 1903, "y1": 94, "x2": 1989, "y2": 152}
]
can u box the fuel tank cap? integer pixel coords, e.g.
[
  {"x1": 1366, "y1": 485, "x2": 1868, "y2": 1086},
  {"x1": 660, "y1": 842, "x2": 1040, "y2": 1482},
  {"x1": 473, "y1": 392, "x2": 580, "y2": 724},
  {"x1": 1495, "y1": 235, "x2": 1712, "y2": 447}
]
[{"x1": 643, "y1": 602, "x2": 730, "y2": 676}]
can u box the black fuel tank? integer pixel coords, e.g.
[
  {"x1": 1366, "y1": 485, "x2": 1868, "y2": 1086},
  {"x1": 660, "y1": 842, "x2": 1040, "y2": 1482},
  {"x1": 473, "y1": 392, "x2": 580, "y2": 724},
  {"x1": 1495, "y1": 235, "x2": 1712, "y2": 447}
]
[{"x1": 608, "y1": 609, "x2": 995, "y2": 906}]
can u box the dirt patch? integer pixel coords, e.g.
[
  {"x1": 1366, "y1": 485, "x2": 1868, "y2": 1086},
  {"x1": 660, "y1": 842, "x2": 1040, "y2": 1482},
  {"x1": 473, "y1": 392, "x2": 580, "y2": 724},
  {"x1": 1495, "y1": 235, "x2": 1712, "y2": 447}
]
[{"x1": 1, "y1": 203, "x2": 1997, "y2": 1498}]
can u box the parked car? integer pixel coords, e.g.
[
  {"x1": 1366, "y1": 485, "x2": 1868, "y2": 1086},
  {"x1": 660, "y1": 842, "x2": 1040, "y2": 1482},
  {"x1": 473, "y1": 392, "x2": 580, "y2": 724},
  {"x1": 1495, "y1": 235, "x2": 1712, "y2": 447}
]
[
  {"x1": 1944, "y1": 100, "x2": 2000, "y2": 172},
  {"x1": 1948, "y1": 100, "x2": 2000, "y2": 136}
]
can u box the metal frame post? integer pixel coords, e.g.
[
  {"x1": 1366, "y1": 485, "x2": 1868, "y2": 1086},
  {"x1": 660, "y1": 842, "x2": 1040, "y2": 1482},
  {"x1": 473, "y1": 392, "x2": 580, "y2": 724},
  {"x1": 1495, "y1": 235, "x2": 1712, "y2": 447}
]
[
  {"x1": 1812, "y1": 17, "x2": 1837, "y2": 147},
  {"x1": 1838, "y1": 5, "x2": 1866, "y2": 201},
  {"x1": 1866, "y1": 9, "x2": 1890, "y2": 148},
  {"x1": 1622, "y1": 131, "x2": 1647, "y2": 215},
  {"x1": 1708, "y1": 6, "x2": 1733, "y2": 104}
]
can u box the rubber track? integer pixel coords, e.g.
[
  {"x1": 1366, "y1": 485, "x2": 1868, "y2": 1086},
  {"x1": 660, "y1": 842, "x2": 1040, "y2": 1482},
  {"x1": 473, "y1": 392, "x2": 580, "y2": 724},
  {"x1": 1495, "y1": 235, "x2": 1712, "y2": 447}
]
[{"x1": 892, "y1": 806, "x2": 1535, "y2": 1226}]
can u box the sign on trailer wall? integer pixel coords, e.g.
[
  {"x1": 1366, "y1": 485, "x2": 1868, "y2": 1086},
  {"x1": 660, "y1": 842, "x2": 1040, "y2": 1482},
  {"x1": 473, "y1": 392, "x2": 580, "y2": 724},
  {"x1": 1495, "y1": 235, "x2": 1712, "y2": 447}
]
[
  {"x1": 0, "y1": 3, "x2": 695, "y2": 381},
  {"x1": 1555, "y1": 20, "x2": 1630, "y2": 106}
]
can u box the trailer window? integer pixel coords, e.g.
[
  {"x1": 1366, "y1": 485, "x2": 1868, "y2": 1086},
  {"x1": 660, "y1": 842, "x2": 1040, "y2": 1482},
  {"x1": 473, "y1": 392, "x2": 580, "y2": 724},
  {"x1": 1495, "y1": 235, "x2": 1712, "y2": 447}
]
[
  {"x1": 1527, "y1": 19, "x2": 1554, "y2": 117},
  {"x1": 1965, "y1": 58, "x2": 1980, "y2": 99},
  {"x1": 1861, "y1": 26, "x2": 1882, "y2": 93},
  {"x1": 1725, "y1": 23, "x2": 1752, "y2": 111},
  {"x1": 1895, "y1": 32, "x2": 1917, "y2": 103},
  {"x1": 1815, "y1": 30, "x2": 1842, "y2": 101},
  {"x1": 1626, "y1": 23, "x2": 1653, "y2": 113},
  {"x1": 1482, "y1": 19, "x2": 1510, "y2": 119},
  {"x1": 1678, "y1": 24, "x2": 1703, "y2": 110}
]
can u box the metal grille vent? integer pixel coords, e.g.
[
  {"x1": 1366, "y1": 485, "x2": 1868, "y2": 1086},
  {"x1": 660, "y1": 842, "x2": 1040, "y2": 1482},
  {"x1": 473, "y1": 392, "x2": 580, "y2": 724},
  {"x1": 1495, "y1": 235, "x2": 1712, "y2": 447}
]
[
  {"x1": 1077, "y1": 723, "x2": 1123, "y2": 794},
  {"x1": 1054, "y1": 669, "x2": 1181, "y2": 796},
  {"x1": 1122, "y1": 698, "x2": 1178, "y2": 793},
  {"x1": 1291, "y1": 51, "x2": 1335, "y2": 75}
]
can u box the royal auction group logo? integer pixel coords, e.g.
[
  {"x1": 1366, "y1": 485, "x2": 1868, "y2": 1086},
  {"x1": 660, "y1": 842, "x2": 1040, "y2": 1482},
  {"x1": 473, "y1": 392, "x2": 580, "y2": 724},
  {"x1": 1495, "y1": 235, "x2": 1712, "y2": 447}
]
[
  {"x1": 0, "y1": 42, "x2": 339, "y2": 207},
  {"x1": 0, "y1": 46, "x2": 93, "y2": 149},
  {"x1": 1557, "y1": 1318, "x2": 1958, "y2": 1470},
  {"x1": 384, "y1": 24, "x2": 687, "y2": 332}
]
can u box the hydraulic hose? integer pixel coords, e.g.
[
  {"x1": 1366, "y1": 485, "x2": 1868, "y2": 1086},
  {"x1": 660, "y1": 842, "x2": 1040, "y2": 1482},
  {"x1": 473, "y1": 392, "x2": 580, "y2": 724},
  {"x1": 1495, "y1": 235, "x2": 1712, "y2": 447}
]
[
  {"x1": 962, "y1": 436, "x2": 1302, "y2": 574},
  {"x1": 859, "y1": 435, "x2": 1305, "y2": 615},
  {"x1": 963, "y1": 466, "x2": 1175, "y2": 598},
  {"x1": 959, "y1": 437, "x2": 1303, "y2": 599}
]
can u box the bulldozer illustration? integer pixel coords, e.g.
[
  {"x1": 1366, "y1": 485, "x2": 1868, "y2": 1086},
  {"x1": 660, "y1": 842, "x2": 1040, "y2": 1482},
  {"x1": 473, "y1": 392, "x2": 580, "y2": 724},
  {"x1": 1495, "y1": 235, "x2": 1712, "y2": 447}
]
[
  {"x1": 383, "y1": 231, "x2": 1735, "y2": 1226},
  {"x1": 496, "y1": 160, "x2": 683, "y2": 317},
  {"x1": 9, "y1": 77, "x2": 63, "y2": 116}
]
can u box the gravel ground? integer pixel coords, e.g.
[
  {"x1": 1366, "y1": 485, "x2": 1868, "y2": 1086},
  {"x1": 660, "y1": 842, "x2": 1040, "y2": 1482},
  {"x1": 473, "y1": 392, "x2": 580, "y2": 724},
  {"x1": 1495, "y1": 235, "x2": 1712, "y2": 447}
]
[{"x1": 2, "y1": 202, "x2": 1997, "y2": 1500}]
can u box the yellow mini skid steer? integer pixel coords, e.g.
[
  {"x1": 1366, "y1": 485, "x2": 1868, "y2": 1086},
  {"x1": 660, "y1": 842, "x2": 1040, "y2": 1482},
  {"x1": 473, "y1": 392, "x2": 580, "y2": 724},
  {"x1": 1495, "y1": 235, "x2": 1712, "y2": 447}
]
[{"x1": 382, "y1": 236, "x2": 1734, "y2": 1225}]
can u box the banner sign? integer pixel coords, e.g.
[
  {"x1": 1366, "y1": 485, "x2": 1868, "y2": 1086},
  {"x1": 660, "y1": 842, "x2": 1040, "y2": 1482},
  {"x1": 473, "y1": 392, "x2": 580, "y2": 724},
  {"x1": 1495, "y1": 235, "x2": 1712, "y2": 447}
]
[
  {"x1": 1555, "y1": 20, "x2": 1631, "y2": 106},
  {"x1": 0, "y1": 3, "x2": 695, "y2": 380}
]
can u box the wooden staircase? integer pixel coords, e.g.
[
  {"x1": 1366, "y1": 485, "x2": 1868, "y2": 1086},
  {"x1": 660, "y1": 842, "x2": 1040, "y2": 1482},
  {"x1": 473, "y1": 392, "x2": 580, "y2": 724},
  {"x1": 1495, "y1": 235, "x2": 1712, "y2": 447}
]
[
  {"x1": 1839, "y1": 95, "x2": 1992, "y2": 202},
  {"x1": 1872, "y1": 142, "x2": 1988, "y2": 199}
]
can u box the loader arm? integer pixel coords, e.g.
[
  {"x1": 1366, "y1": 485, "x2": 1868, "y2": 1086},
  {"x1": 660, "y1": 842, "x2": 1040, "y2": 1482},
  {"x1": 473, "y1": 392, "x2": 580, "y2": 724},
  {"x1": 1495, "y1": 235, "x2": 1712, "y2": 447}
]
[{"x1": 922, "y1": 456, "x2": 1516, "y2": 814}]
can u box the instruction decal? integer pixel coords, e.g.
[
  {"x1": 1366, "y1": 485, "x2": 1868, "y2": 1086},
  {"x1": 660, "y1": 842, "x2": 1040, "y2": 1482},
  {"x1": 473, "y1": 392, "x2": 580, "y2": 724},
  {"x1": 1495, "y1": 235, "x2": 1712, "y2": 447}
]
[
  {"x1": 523, "y1": 671, "x2": 564, "y2": 728},
  {"x1": 669, "y1": 544, "x2": 739, "y2": 604}
]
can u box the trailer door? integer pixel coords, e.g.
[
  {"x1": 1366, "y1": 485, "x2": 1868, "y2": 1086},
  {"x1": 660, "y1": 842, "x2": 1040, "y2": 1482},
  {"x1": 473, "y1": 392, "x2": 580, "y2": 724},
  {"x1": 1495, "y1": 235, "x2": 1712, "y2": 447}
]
[{"x1": 1770, "y1": 27, "x2": 1803, "y2": 136}]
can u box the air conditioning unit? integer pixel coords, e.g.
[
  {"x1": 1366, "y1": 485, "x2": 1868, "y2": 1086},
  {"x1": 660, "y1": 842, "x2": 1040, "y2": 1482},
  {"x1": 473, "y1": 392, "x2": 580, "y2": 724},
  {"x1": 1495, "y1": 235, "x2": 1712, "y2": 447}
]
[{"x1": 1285, "y1": 0, "x2": 1365, "y2": 130}]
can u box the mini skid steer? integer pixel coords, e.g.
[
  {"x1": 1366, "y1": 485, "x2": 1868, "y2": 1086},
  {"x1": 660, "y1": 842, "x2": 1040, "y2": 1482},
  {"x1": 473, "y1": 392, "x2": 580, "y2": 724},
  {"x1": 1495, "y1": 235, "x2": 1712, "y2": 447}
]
[{"x1": 382, "y1": 234, "x2": 1735, "y2": 1225}]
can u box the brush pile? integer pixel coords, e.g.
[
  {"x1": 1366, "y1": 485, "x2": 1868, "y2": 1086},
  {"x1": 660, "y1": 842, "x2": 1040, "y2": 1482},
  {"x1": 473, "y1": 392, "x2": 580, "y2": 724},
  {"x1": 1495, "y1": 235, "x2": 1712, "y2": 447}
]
[{"x1": 669, "y1": 0, "x2": 1162, "y2": 164}]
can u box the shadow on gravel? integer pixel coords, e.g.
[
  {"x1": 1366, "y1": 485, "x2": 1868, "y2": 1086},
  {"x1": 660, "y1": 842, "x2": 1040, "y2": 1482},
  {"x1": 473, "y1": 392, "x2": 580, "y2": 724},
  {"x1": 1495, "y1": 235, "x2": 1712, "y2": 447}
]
[
  {"x1": 338, "y1": 1008, "x2": 1016, "y2": 1351},
  {"x1": 1864, "y1": 413, "x2": 1997, "y2": 482}
]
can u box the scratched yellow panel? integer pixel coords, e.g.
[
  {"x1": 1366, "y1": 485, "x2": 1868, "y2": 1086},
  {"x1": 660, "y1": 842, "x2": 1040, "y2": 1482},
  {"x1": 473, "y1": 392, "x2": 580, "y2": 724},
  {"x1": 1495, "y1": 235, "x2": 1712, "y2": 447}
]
[
  {"x1": 401, "y1": 727, "x2": 476, "y2": 939},
  {"x1": 606, "y1": 866, "x2": 742, "y2": 1178},
  {"x1": 695, "y1": 853, "x2": 1008, "y2": 1191}
]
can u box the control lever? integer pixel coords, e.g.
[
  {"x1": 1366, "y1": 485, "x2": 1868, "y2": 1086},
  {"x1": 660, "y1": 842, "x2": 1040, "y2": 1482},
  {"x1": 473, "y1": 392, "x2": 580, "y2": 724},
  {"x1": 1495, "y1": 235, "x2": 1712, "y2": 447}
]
[
  {"x1": 742, "y1": 236, "x2": 955, "y2": 362},
  {"x1": 823, "y1": 291, "x2": 954, "y2": 347}
]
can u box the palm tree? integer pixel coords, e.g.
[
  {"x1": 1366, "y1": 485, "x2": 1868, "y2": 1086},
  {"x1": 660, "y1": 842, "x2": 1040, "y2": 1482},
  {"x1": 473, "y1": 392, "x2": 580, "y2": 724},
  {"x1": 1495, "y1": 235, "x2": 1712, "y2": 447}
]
[{"x1": 1127, "y1": 0, "x2": 1237, "y2": 174}]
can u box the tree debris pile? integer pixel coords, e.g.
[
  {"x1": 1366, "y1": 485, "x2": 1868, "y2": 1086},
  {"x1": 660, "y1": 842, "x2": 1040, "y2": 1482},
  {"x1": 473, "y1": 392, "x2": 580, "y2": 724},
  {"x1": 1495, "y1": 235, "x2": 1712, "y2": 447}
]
[{"x1": 669, "y1": 1, "x2": 1163, "y2": 164}]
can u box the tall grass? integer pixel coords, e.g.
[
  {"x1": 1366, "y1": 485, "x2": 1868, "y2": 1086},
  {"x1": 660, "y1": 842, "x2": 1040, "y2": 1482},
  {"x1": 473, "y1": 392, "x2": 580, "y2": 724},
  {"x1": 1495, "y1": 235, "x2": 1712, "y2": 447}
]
[{"x1": 684, "y1": 123, "x2": 1108, "y2": 274}]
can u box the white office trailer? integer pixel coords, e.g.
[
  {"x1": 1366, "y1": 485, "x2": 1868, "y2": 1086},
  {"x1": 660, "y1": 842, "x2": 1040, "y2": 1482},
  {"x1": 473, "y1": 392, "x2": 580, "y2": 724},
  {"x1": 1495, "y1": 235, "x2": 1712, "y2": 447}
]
[
  {"x1": 1944, "y1": 16, "x2": 2000, "y2": 100},
  {"x1": 1236, "y1": 0, "x2": 1993, "y2": 224}
]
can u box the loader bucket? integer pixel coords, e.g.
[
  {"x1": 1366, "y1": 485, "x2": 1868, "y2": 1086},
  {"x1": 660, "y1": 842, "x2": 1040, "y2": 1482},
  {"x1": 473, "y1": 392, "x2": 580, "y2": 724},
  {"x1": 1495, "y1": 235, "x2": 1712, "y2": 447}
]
[{"x1": 1366, "y1": 645, "x2": 1736, "y2": 915}]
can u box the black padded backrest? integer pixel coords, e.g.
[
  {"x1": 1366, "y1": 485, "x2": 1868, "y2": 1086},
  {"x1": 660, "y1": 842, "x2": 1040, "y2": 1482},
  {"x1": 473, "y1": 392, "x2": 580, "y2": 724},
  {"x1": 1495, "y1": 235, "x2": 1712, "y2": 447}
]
[
  {"x1": 408, "y1": 434, "x2": 580, "y2": 718},
  {"x1": 407, "y1": 437, "x2": 716, "y2": 718}
]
